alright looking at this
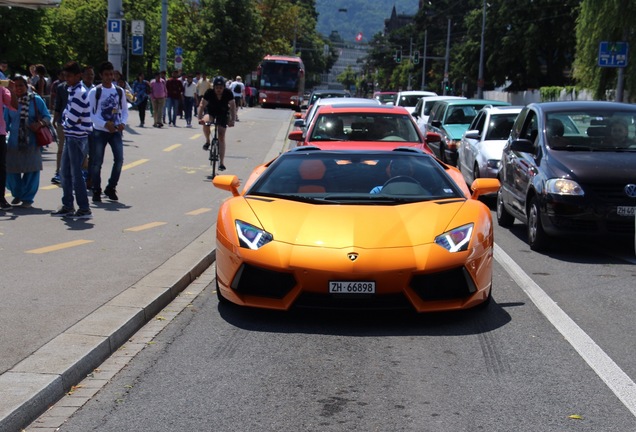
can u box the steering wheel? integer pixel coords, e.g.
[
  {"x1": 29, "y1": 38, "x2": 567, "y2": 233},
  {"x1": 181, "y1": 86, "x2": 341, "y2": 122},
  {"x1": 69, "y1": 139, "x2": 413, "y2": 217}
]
[
  {"x1": 382, "y1": 175, "x2": 420, "y2": 187},
  {"x1": 380, "y1": 176, "x2": 428, "y2": 195}
]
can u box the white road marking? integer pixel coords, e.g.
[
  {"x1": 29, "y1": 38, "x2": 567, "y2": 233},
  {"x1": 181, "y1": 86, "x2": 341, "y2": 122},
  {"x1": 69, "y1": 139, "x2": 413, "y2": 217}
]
[{"x1": 494, "y1": 243, "x2": 636, "y2": 418}]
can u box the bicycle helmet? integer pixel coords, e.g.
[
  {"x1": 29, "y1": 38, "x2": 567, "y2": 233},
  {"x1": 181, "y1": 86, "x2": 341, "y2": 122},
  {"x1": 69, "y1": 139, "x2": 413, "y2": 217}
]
[{"x1": 212, "y1": 76, "x2": 225, "y2": 87}]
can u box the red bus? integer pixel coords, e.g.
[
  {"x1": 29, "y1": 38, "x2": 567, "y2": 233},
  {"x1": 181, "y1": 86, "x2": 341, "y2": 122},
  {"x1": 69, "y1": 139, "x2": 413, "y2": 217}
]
[{"x1": 256, "y1": 55, "x2": 305, "y2": 111}]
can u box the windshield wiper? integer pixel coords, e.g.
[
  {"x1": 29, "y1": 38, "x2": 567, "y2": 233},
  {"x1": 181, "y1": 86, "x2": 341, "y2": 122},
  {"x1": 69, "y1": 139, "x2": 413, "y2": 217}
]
[{"x1": 550, "y1": 144, "x2": 593, "y2": 151}]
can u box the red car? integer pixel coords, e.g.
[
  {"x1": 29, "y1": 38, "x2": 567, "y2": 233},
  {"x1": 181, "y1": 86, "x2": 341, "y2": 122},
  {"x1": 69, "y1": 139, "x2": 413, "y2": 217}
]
[{"x1": 288, "y1": 104, "x2": 471, "y2": 196}]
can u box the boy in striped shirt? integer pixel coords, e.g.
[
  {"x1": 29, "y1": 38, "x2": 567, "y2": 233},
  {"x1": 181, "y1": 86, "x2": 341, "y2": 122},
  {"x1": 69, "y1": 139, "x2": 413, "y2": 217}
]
[{"x1": 51, "y1": 61, "x2": 93, "y2": 219}]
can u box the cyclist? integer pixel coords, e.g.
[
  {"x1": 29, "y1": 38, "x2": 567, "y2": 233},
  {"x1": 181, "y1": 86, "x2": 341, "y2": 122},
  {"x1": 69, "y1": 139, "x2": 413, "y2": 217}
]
[{"x1": 197, "y1": 76, "x2": 236, "y2": 171}]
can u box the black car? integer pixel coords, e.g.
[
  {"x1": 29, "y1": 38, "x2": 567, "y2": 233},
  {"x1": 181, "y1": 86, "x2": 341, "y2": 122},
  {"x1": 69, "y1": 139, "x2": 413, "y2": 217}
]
[{"x1": 497, "y1": 101, "x2": 636, "y2": 251}]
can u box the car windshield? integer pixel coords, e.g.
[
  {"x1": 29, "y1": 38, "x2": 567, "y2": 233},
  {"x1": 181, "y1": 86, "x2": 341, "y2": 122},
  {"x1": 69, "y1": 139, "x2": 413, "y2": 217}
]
[
  {"x1": 309, "y1": 113, "x2": 422, "y2": 142},
  {"x1": 546, "y1": 110, "x2": 636, "y2": 151},
  {"x1": 443, "y1": 105, "x2": 483, "y2": 125},
  {"x1": 310, "y1": 92, "x2": 349, "y2": 105},
  {"x1": 485, "y1": 113, "x2": 518, "y2": 140},
  {"x1": 248, "y1": 152, "x2": 463, "y2": 204},
  {"x1": 376, "y1": 93, "x2": 397, "y2": 104}
]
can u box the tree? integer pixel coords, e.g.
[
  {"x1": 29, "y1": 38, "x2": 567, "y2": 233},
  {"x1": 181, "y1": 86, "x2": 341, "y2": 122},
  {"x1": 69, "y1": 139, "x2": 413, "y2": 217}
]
[{"x1": 574, "y1": 0, "x2": 636, "y2": 100}]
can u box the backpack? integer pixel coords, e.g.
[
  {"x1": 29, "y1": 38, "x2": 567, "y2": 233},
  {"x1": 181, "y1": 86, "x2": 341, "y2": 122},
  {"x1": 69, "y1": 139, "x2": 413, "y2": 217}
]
[
  {"x1": 93, "y1": 84, "x2": 124, "y2": 114},
  {"x1": 233, "y1": 82, "x2": 243, "y2": 95}
]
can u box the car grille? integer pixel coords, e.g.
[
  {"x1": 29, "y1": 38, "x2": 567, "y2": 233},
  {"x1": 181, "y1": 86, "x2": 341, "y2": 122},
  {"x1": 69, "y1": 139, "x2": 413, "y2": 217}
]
[
  {"x1": 585, "y1": 184, "x2": 636, "y2": 204},
  {"x1": 410, "y1": 267, "x2": 477, "y2": 301},
  {"x1": 231, "y1": 263, "x2": 296, "y2": 299}
]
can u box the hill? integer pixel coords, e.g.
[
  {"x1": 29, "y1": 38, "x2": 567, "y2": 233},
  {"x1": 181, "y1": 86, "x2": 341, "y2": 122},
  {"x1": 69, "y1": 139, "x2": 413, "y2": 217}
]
[{"x1": 316, "y1": 0, "x2": 419, "y2": 44}]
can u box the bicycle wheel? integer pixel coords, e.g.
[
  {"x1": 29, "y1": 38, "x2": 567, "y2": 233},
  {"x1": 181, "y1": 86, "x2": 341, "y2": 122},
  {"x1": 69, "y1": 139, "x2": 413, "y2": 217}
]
[{"x1": 210, "y1": 138, "x2": 219, "y2": 177}]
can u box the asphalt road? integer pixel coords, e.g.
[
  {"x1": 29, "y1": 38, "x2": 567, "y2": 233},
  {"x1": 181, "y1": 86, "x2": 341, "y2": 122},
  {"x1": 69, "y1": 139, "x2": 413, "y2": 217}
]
[{"x1": 13, "y1": 109, "x2": 636, "y2": 431}]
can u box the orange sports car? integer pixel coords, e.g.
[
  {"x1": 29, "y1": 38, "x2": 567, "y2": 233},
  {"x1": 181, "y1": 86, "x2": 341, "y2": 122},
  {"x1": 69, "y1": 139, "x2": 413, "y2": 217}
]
[{"x1": 213, "y1": 148, "x2": 500, "y2": 312}]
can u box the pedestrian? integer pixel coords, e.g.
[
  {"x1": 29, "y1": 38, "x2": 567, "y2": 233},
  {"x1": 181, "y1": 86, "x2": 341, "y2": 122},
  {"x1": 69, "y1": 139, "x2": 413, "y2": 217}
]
[
  {"x1": 165, "y1": 70, "x2": 183, "y2": 127},
  {"x1": 0, "y1": 60, "x2": 9, "y2": 80},
  {"x1": 231, "y1": 76, "x2": 245, "y2": 121},
  {"x1": 198, "y1": 76, "x2": 236, "y2": 171},
  {"x1": 88, "y1": 61, "x2": 128, "y2": 203},
  {"x1": 51, "y1": 61, "x2": 93, "y2": 219},
  {"x1": 3, "y1": 74, "x2": 51, "y2": 208},
  {"x1": 32, "y1": 64, "x2": 51, "y2": 107},
  {"x1": 1, "y1": 78, "x2": 17, "y2": 210},
  {"x1": 195, "y1": 72, "x2": 210, "y2": 108},
  {"x1": 131, "y1": 72, "x2": 150, "y2": 127},
  {"x1": 183, "y1": 73, "x2": 196, "y2": 128},
  {"x1": 149, "y1": 71, "x2": 166, "y2": 128},
  {"x1": 51, "y1": 72, "x2": 68, "y2": 184},
  {"x1": 81, "y1": 64, "x2": 96, "y2": 188}
]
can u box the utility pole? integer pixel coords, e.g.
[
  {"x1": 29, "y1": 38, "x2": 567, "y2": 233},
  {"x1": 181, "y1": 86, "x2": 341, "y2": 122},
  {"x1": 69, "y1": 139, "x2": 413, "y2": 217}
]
[
  {"x1": 160, "y1": 0, "x2": 168, "y2": 72},
  {"x1": 477, "y1": 0, "x2": 486, "y2": 99},
  {"x1": 421, "y1": 30, "x2": 427, "y2": 90},
  {"x1": 107, "y1": 0, "x2": 124, "y2": 72},
  {"x1": 443, "y1": 18, "x2": 451, "y2": 95}
]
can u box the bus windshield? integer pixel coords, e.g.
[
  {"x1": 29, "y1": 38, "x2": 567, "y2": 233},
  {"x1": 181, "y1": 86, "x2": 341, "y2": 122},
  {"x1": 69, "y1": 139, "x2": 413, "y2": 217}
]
[{"x1": 259, "y1": 60, "x2": 301, "y2": 92}]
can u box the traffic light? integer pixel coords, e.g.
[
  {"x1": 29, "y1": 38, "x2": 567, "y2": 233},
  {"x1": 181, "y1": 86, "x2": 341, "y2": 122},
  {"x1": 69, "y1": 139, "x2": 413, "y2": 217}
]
[
  {"x1": 395, "y1": 50, "x2": 402, "y2": 63},
  {"x1": 413, "y1": 50, "x2": 420, "y2": 65}
]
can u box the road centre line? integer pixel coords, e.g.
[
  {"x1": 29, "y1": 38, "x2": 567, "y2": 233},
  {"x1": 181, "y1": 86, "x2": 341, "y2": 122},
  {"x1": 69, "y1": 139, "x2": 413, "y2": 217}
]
[
  {"x1": 186, "y1": 208, "x2": 212, "y2": 216},
  {"x1": 26, "y1": 239, "x2": 94, "y2": 254},
  {"x1": 494, "y1": 243, "x2": 636, "y2": 418},
  {"x1": 122, "y1": 159, "x2": 149, "y2": 171},
  {"x1": 124, "y1": 222, "x2": 167, "y2": 232},
  {"x1": 190, "y1": 134, "x2": 202, "y2": 140},
  {"x1": 163, "y1": 144, "x2": 182, "y2": 152}
]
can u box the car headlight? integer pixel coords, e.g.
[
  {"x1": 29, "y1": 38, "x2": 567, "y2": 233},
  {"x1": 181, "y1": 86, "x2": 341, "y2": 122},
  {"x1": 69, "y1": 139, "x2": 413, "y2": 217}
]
[
  {"x1": 486, "y1": 159, "x2": 500, "y2": 169},
  {"x1": 236, "y1": 220, "x2": 273, "y2": 250},
  {"x1": 435, "y1": 223, "x2": 473, "y2": 252},
  {"x1": 545, "y1": 178, "x2": 584, "y2": 196}
]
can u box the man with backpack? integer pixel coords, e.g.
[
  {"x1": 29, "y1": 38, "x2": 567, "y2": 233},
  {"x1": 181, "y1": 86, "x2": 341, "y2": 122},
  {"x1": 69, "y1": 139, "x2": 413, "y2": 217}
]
[
  {"x1": 231, "y1": 76, "x2": 245, "y2": 121},
  {"x1": 88, "y1": 61, "x2": 128, "y2": 203}
]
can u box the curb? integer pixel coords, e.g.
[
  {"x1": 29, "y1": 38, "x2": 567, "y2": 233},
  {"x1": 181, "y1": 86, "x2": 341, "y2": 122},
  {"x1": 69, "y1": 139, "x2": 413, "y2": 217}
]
[{"x1": 0, "y1": 225, "x2": 216, "y2": 432}]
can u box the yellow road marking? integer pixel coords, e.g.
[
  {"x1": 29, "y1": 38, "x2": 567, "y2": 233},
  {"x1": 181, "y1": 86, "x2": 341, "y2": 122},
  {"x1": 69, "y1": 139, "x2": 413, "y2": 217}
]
[
  {"x1": 190, "y1": 134, "x2": 202, "y2": 140},
  {"x1": 124, "y1": 221, "x2": 167, "y2": 232},
  {"x1": 26, "y1": 239, "x2": 94, "y2": 254},
  {"x1": 164, "y1": 144, "x2": 182, "y2": 152},
  {"x1": 186, "y1": 208, "x2": 212, "y2": 216},
  {"x1": 41, "y1": 185, "x2": 60, "y2": 191},
  {"x1": 123, "y1": 159, "x2": 149, "y2": 171}
]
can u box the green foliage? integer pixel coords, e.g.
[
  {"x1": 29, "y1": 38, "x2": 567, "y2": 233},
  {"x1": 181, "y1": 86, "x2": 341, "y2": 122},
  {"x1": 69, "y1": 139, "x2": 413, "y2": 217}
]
[{"x1": 337, "y1": 65, "x2": 356, "y2": 89}]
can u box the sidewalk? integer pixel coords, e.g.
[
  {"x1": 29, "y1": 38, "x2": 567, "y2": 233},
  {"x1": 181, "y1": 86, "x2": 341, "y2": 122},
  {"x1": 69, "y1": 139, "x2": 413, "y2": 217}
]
[{"x1": 0, "y1": 109, "x2": 294, "y2": 432}]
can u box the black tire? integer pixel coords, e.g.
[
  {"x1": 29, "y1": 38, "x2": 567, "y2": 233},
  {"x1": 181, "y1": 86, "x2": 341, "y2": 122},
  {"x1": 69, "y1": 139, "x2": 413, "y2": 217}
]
[
  {"x1": 439, "y1": 142, "x2": 447, "y2": 163},
  {"x1": 496, "y1": 188, "x2": 515, "y2": 227},
  {"x1": 210, "y1": 139, "x2": 219, "y2": 178},
  {"x1": 527, "y1": 196, "x2": 549, "y2": 251}
]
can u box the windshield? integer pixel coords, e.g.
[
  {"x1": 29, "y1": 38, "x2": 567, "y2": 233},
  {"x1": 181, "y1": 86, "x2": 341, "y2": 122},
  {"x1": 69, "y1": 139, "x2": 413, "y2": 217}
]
[
  {"x1": 259, "y1": 61, "x2": 301, "y2": 91},
  {"x1": 485, "y1": 113, "x2": 518, "y2": 140},
  {"x1": 248, "y1": 152, "x2": 463, "y2": 204},
  {"x1": 375, "y1": 93, "x2": 397, "y2": 104},
  {"x1": 309, "y1": 113, "x2": 422, "y2": 142},
  {"x1": 546, "y1": 110, "x2": 636, "y2": 151},
  {"x1": 397, "y1": 95, "x2": 423, "y2": 107}
]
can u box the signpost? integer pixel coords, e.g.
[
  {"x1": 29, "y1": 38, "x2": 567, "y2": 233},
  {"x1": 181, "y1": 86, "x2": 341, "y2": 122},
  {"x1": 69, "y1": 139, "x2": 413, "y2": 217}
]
[{"x1": 132, "y1": 35, "x2": 144, "y2": 56}]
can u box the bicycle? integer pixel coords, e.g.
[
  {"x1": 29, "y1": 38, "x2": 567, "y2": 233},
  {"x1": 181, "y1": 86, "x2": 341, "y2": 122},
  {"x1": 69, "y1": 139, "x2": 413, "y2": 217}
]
[{"x1": 202, "y1": 119, "x2": 220, "y2": 178}]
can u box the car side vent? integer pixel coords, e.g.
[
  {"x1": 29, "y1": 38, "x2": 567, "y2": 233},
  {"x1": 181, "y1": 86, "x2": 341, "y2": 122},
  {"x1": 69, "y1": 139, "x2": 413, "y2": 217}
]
[{"x1": 231, "y1": 263, "x2": 297, "y2": 299}]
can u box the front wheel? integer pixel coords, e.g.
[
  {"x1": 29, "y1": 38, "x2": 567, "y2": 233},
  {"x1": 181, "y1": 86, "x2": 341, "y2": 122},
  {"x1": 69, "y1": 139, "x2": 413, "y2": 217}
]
[
  {"x1": 209, "y1": 138, "x2": 219, "y2": 177},
  {"x1": 496, "y1": 188, "x2": 515, "y2": 227},
  {"x1": 527, "y1": 196, "x2": 549, "y2": 251}
]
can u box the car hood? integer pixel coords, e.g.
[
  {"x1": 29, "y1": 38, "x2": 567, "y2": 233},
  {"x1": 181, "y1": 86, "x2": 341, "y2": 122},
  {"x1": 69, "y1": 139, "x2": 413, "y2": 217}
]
[
  {"x1": 443, "y1": 124, "x2": 470, "y2": 140},
  {"x1": 477, "y1": 139, "x2": 507, "y2": 160},
  {"x1": 547, "y1": 150, "x2": 636, "y2": 183},
  {"x1": 245, "y1": 197, "x2": 466, "y2": 248}
]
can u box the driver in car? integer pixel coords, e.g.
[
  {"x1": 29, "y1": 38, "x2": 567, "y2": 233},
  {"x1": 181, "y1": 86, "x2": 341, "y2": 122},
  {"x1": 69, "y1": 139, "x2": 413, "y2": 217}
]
[{"x1": 370, "y1": 159, "x2": 415, "y2": 194}]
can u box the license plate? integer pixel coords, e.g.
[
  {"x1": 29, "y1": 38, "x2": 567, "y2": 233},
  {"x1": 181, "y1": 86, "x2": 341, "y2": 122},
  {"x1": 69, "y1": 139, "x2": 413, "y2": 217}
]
[
  {"x1": 329, "y1": 281, "x2": 376, "y2": 294},
  {"x1": 617, "y1": 206, "x2": 636, "y2": 216}
]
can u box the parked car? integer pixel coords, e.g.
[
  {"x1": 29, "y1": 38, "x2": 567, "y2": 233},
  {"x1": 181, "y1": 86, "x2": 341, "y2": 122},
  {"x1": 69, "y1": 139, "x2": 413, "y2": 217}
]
[
  {"x1": 293, "y1": 97, "x2": 381, "y2": 136},
  {"x1": 212, "y1": 147, "x2": 500, "y2": 312},
  {"x1": 373, "y1": 91, "x2": 398, "y2": 105},
  {"x1": 457, "y1": 105, "x2": 522, "y2": 185},
  {"x1": 497, "y1": 101, "x2": 636, "y2": 251},
  {"x1": 395, "y1": 90, "x2": 437, "y2": 115},
  {"x1": 426, "y1": 99, "x2": 511, "y2": 166},
  {"x1": 305, "y1": 89, "x2": 351, "y2": 113},
  {"x1": 412, "y1": 95, "x2": 466, "y2": 135}
]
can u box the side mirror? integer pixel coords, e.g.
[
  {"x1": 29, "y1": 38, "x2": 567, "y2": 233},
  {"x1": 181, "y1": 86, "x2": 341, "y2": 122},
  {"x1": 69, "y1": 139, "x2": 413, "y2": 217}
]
[
  {"x1": 470, "y1": 178, "x2": 500, "y2": 200},
  {"x1": 510, "y1": 138, "x2": 535, "y2": 153},
  {"x1": 213, "y1": 175, "x2": 241, "y2": 197},
  {"x1": 293, "y1": 119, "x2": 305, "y2": 128},
  {"x1": 288, "y1": 130, "x2": 304, "y2": 141},
  {"x1": 464, "y1": 130, "x2": 481, "y2": 140}
]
